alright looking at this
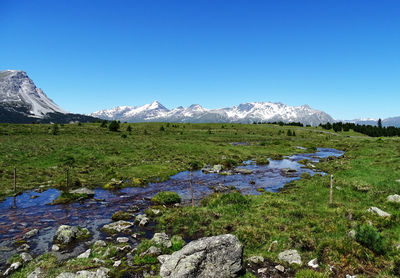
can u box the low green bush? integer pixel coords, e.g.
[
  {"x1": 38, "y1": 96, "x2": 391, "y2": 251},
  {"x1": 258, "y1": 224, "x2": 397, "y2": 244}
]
[
  {"x1": 151, "y1": 191, "x2": 181, "y2": 205},
  {"x1": 355, "y1": 224, "x2": 387, "y2": 255}
]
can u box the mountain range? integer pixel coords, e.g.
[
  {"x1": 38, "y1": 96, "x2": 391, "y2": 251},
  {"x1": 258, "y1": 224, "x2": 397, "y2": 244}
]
[
  {"x1": 0, "y1": 70, "x2": 98, "y2": 123},
  {"x1": 0, "y1": 70, "x2": 398, "y2": 126},
  {"x1": 91, "y1": 101, "x2": 334, "y2": 126}
]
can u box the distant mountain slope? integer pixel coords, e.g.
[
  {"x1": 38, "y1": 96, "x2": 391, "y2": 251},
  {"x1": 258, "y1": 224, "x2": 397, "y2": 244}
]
[
  {"x1": 345, "y1": 118, "x2": 400, "y2": 127},
  {"x1": 0, "y1": 70, "x2": 98, "y2": 123},
  {"x1": 91, "y1": 101, "x2": 334, "y2": 125}
]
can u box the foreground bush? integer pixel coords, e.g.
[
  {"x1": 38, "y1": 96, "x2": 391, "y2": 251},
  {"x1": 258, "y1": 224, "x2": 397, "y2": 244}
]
[{"x1": 355, "y1": 224, "x2": 387, "y2": 255}]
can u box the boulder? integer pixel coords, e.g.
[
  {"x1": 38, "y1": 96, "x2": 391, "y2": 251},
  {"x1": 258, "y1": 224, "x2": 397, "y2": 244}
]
[
  {"x1": 367, "y1": 207, "x2": 391, "y2": 217},
  {"x1": 387, "y1": 194, "x2": 400, "y2": 203},
  {"x1": 54, "y1": 225, "x2": 90, "y2": 245},
  {"x1": 56, "y1": 268, "x2": 110, "y2": 278},
  {"x1": 152, "y1": 232, "x2": 172, "y2": 248},
  {"x1": 278, "y1": 249, "x2": 302, "y2": 265},
  {"x1": 70, "y1": 188, "x2": 95, "y2": 197},
  {"x1": 52, "y1": 244, "x2": 60, "y2": 251},
  {"x1": 101, "y1": 220, "x2": 133, "y2": 233},
  {"x1": 160, "y1": 234, "x2": 243, "y2": 278}
]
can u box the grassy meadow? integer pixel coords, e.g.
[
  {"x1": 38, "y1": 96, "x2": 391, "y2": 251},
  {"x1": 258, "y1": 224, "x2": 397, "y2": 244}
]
[{"x1": 2, "y1": 122, "x2": 400, "y2": 277}]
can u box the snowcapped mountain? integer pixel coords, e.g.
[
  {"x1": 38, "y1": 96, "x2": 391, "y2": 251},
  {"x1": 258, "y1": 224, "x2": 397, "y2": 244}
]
[
  {"x1": 0, "y1": 70, "x2": 66, "y2": 117},
  {"x1": 91, "y1": 101, "x2": 334, "y2": 125},
  {"x1": 0, "y1": 70, "x2": 98, "y2": 123}
]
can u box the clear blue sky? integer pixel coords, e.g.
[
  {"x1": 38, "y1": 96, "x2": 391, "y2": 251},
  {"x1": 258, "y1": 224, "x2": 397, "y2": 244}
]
[{"x1": 1, "y1": 0, "x2": 399, "y2": 119}]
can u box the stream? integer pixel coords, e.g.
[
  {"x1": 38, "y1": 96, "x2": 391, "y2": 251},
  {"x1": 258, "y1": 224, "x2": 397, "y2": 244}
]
[{"x1": 0, "y1": 147, "x2": 343, "y2": 267}]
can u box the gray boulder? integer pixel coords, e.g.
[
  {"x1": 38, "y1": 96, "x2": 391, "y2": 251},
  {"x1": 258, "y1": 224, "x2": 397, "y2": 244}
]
[
  {"x1": 160, "y1": 234, "x2": 243, "y2": 278},
  {"x1": 135, "y1": 214, "x2": 149, "y2": 226},
  {"x1": 3, "y1": 262, "x2": 22, "y2": 276},
  {"x1": 278, "y1": 249, "x2": 302, "y2": 265},
  {"x1": 141, "y1": 246, "x2": 162, "y2": 257},
  {"x1": 247, "y1": 255, "x2": 264, "y2": 264}
]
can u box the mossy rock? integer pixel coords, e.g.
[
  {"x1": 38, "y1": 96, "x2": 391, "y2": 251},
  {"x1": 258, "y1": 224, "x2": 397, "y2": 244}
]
[
  {"x1": 51, "y1": 192, "x2": 90, "y2": 205},
  {"x1": 151, "y1": 191, "x2": 181, "y2": 205},
  {"x1": 112, "y1": 211, "x2": 133, "y2": 221}
]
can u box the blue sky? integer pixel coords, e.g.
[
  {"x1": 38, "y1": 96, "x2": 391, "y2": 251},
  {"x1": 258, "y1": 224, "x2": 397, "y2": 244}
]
[{"x1": 1, "y1": 0, "x2": 399, "y2": 119}]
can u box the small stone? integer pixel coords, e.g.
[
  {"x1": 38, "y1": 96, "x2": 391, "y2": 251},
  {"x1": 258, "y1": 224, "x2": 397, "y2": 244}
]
[
  {"x1": 141, "y1": 246, "x2": 161, "y2": 257},
  {"x1": 151, "y1": 209, "x2": 161, "y2": 215},
  {"x1": 93, "y1": 240, "x2": 107, "y2": 248},
  {"x1": 157, "y1": 254, "x2": 171, "y2": 264},
  {"x1": 93, "y1": 258, "x2": 105, "y2": 264},
  {"x1": 52, "y1": 244, "x2": 60, "y2": 251},
  {"x1": 77, "y1": 249, "x2": 91, "y2": 259},
  {"x1": 117, "y1": 245, "x2": 132, "y2": 252},
  {"x1": 257, "y1": 268, "x2": 268, "y2": 274},
  {"x1": 24, "y1": 229, "x2": 39, "y2": 239},
  {"x1": 116, "y1": 237, "x2": 129, "y2": 243},
  {"x1": 348, "y1": 230, "x2": 356, "y2": 239},
  {"x1": 102, "y1": 220, "x2": 133, "y2": 233},
  {"x1": 278, "y1": 249, "x2": 302, "y2": 265},
  {"x1": 128, "y1": 205, "x2": 140, "y2": 213},
  {"x1": 20, "y1": 252, "x2": 33, "y2": 263},
  {"x1": 70, "y1": 187, "x2": 95, "y2": 196},
  {"x1": 367, "y1": 206, "x2": 391, "y2": 217},
  {"x1": 113, "y1": 260, "x2": 121, "y2": 267},
  {"x1": 346, "y1": 275, "x2": 357, "y2": 278},
  {"x1": 135, "y1": 214, "x2": 149, "y2": 226},
  {"x1": 275, "y1": 265, "x2": 285, "y2": 272},
  {"x1": 308, "y1": 258, "x2": 319, "y2": 269},
  {"x1": 18, "y1": 243, "x2": 30, "y2": 252},
  {"x1": 387, "y1": 194, "x2": 400, "y2": 203},
  {"x1": 247, "y1": 255, "x2": 264, "y2": 264},
  {"x1": 151, "y1": 232, "x2": 172, "y2": 248},
  {"x1": 268, "y1": 240, "x2": 278, "y2": 252},
  {"x1": 4, "y1": 262, "x2": 22, "y2": 276}
]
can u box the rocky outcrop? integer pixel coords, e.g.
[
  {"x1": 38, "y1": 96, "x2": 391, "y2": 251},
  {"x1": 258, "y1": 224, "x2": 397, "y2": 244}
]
[{"x1": 160, "y1": 234, "x2": 243, "y2": 278}]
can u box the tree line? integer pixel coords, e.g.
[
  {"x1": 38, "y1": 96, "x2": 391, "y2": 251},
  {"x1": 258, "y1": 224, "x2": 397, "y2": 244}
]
[{"x1": 320, "y1": 120, "x2": 400, "y2": 137}]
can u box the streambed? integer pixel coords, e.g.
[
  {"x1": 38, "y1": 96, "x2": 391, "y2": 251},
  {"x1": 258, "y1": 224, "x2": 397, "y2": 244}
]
[{"x1": 0, "y1": 148, "x2": 343, "y2": 266}]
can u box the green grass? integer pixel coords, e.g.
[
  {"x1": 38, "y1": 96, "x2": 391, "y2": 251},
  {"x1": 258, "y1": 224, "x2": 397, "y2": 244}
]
[
  {"x1": 151, "y1": 191, "x2": 181, "y2": 205},
  {"x1": 3, "y1": 122, "x2": 400, "y2": 276}
]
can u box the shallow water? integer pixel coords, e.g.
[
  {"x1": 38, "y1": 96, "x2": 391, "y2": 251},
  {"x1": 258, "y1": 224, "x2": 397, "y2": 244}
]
[{"x1": 0, "y1": 147, "x2": 343, "y2": 266}]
